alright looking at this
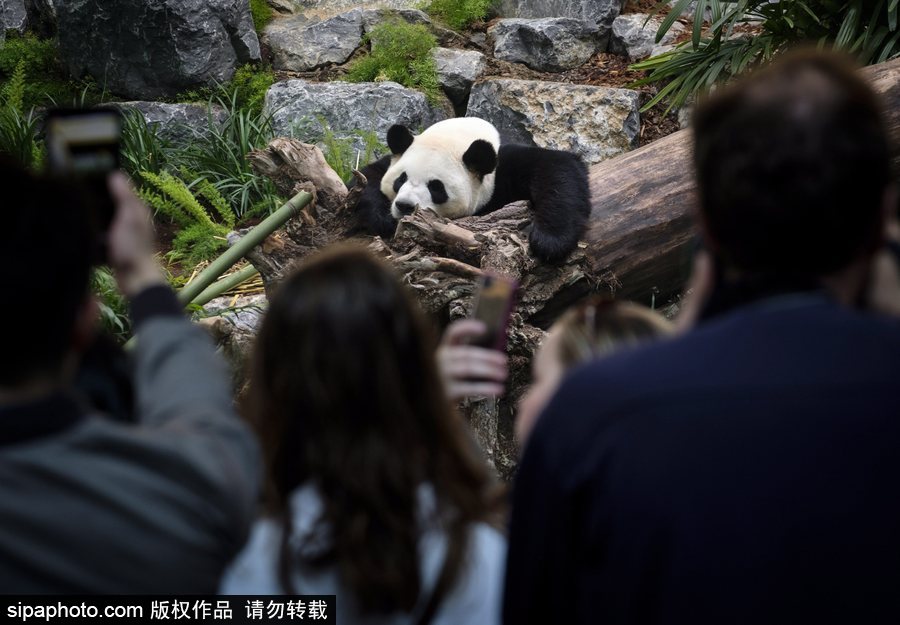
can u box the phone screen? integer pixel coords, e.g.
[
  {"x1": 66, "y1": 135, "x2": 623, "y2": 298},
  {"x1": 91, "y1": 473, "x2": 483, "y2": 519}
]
[
  {"x1": 45, "y1": 109, "x2": 123, "y2": 264},
  {"x1": 470, "y1": 273, "x2": 518, "y2": 351}
]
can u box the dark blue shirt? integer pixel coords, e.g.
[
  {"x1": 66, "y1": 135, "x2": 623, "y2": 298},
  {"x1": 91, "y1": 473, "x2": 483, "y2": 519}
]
[{"x1": 504, "y1": 295, "x2": 900, "y2": 625}]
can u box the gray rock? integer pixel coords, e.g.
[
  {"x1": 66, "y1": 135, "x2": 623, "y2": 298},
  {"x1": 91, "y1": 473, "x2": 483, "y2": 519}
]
[
  {"x1": 1, "y1": 0, "x2": 27, "y2": 37},
  {"x1": 609, "y1": 13, "x2": 686, "y2": 61},
  {"x1": 489, "y1": 18, "x2": 602, "y2": 72},
  {"x1": 360, "y1": 6, "x2": 428, "y2": 30},
  {"x1": 264, "y1": 10, "x2": 365, "y2": 72},
  {"x1": 295, "y1": 0, "x2": 420, "y2": 12},
  {"x1": 467, "y1": 78, "x2": 640, "y2": 164},
  {"x1": 264, "y1": 79, "x2": 450, "y2": 151},
  {"x1": 267, "y1": 0, "x2": 299, "y2": 14},
  {"x1": 432, "y1": 47, "x2": 485, "y2": 105},
  {"x1": 23, "y1": 0, "x2": 55, "y2": 36},
  {"x1": 290, "y1": 0, "x2": 422, "y2": 24},
  {"x1": 202, "y1": 292, "x2": 267, "y2": 333},
  {"x1": 649, "y1": 43, "x2": 676, "y2": 58},
  {"x1": 56, "y1": 0, "x2": 260, "y2": 100},
  {"x1": 497, "y1": 0, "x2": 624, "y2": 31},
  {"x1": 115, "y1": 102, "x2": 228, "y2": 146}
]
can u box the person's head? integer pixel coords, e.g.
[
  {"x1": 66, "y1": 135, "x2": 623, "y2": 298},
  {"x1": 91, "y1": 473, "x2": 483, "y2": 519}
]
[
  {"x1": 248, "y1": 244, "x2": 499, "y2": 615},
  {"x1": 517, "y1": 298, "x2": 673, "y2": 447},
  {"x1": 693, "y1": 50, "x2": 892, "y2": 282},
  {"x1": 0, "y1": 158, "x2": 95, "y2": 395}
]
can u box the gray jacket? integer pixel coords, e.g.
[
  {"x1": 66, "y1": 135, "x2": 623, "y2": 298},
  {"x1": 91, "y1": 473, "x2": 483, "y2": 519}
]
[{"x1": 0, "y1": 309, "x2": 260, "y2": 592}]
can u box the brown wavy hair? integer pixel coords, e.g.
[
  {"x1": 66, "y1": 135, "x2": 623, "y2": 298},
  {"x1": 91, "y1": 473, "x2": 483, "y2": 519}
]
[{"x1": 247, "y1": 244, "x2": 501, "y2": 615}]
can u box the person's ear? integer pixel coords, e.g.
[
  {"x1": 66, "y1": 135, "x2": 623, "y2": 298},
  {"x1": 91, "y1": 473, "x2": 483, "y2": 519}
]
[{"x1": 72, "y1": 295, "x2": 99, "y2": 353}]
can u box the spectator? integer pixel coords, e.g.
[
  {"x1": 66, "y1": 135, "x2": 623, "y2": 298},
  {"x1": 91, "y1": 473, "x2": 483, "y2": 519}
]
[
  {"x1": 220, "y1": 246, "x2": 506, "y2": 625},
  {"x1": 504, "y1": 51, "x2": 900, "y2": 625},
  {"x1": 515, "y1": 298, "x2": 672, "y2": 448},
  {"x1": 438, "y1": 298, "x2": 671, "y2": 448},
  {"x1": 0, "y1": 163, "x2": 260, "y2": 592}
]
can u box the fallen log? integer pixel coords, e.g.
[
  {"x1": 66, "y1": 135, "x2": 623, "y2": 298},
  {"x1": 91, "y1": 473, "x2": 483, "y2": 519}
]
[{"x1": 586, "y1": 56, "x2": 900, "y2": 303}]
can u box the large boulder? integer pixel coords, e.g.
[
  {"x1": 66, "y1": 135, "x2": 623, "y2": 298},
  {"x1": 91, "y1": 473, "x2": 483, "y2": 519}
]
[
  {"x1": 264, "y1": 79, "x2": 450, "y2": 151},
  {"x1": 497, "y1": 0, "x2": 624, "y2": 31},
  {"x1": 115, "y1": 102, "x2": 228, "y2": 146},
  {"x1": 23, "y1": 0, "x2": 55, "y2": 37},
  {"x1": 0, "y1": 0, "x2": 27, "y2": 39},
  {"x1": 467, "y1": 78, "x2": 640, "y2": 164},
  {"x1": 609, "y1": 13, "x2": 686, "y2": 61},
  {"x1": 292, "y1": 0, "x2": 423, "y2": 22},
  {"x1": 489, "y1": 18, "x2": 603, "y2": 72},
  {"x1": 432, "y1": 47, "x2": 486, "y2": 107},
  {"x1": 56, "y1": 0, "x2": 260, "y2": 100},
  {"x1": 264, "y1": 10, "x2": 365, "y2": 72}
]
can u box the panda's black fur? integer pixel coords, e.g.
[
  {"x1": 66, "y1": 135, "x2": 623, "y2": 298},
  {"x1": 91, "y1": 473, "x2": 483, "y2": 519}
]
[{"x1": 353, "y1": 123, "x2": 591, "y2": 264}]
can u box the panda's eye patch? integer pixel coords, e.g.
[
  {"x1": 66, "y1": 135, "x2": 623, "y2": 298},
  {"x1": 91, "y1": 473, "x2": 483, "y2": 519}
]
[
  {"x1": 393, "y1": 172, "x2": 408, "y2": 193},
  {"x1": 428, "y1": 179, "x2": 448, "y2": 204}
]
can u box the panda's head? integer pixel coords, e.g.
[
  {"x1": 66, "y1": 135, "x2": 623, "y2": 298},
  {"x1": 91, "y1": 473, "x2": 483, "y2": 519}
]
[{"x1": 380, "y1": 118, "x2": 501, "y2": 221}]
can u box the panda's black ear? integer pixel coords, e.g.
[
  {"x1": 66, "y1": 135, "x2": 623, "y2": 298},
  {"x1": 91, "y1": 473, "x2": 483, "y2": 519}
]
[
  {"x1": 462, "y1": 139, "x2": 498, "y2": 179},
  {"x1": 387, "y1": 125, "x2": 415, "y2": 155}
]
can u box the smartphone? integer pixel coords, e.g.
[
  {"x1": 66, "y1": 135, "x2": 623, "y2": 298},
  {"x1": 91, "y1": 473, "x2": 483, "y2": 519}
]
[
  {"x1": 45, "y1": 108, "x2": 123, "y2": 264},
  {"x1": 469, "y1": 273, "x2": 518, "y2": 351}
]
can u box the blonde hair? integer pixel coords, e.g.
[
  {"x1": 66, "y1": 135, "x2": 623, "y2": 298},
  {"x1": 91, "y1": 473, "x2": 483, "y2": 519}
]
[{"x1": 553, "y1": 298, "x2": 673, "y2": 369}]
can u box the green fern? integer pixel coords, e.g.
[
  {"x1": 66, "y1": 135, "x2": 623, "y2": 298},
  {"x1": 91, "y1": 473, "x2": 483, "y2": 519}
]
[
  {"x1": 2, "y1": 61, "x2": 27, "y2": 112},
  {"x1": 140, "y1": 171, "x2": 218, "y2": 230},
  {"x1": 0, "y1": 60, "x2": 41, "y2": 168},
  {"x1": 171, "y1": 223, "x2": 229, "y2": 265},
  {"x1": 137, "y1": 170, "x2": 232, "y2": 265},
  {"x1": 191, "y1": 173, "x2": 235, "y2": 229},
  {"x1": 137, "y1": 185, "x2": 188, "y2": 226}
]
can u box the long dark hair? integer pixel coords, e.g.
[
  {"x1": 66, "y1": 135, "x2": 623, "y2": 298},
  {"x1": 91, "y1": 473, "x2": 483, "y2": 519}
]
[{"x1": 248, "y1": 244, "x2": 500, "y2": 615}]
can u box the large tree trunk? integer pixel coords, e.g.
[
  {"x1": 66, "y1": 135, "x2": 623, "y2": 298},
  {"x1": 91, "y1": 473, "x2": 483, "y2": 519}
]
[{"x1": 224, "y1": 57, "x2": 900, "y2": 479}]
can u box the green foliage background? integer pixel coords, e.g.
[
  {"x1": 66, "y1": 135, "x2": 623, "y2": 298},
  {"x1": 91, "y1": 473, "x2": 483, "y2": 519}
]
[
  {"x1": 346, "y1": 20, "x2": 443, "y2": 104},
  {"x1": 634, "y1": 0, "x2": 900, "y2": 112},
  {"x1": 425, "y1": 0, "x2": 494, "y2": 29}
]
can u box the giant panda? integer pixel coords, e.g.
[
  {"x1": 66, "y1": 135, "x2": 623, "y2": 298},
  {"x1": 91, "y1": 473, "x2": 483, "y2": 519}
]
[{"x1": 354, "y1": 117, "x2": 591, "y2": 263}]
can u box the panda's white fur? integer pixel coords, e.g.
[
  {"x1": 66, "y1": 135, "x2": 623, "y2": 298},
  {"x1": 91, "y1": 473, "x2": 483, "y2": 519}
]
[{"x1": 381, "y1": 117, "x2": 501, "y2": 220}]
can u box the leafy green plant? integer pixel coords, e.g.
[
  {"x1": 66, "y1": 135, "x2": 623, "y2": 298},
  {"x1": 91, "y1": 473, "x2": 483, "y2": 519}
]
[
  {"x1": 0, "y1": 33, "x2": 102, "y2": 109},
  {"x1": 177, "y1": 93, "x2": 282, "y2": 218},
  {"x1": 92, "y1": 267, "x2": 131, "y2": 342},
  {"x1": 426, "y1": 0, "x2": 494, "y2": 30},
  {"x1": 346, "y1": 20, "x2": 443, "y2": 103},
  {"x1": 177, "y1": 64, "x2": 275, "y2": 115},
  {"x1": 0, "y1": 61, "x2": 42, "y2": 168},
  {"x1": 633, "y1": 0, "x2": 900, "y2": 113},
  {"x1": 120, "y1": 109, "x2": 172, "y2": 178},
  {"x1": 322, "y1": 126, "x2": 386, "y2": 183},
  {"x1": 229, "y1": 64, "x2": 275, "y2": 116},
  {"x1": 138, "y1": 170, "x2": 233, "y2": 264},
  {"x1": 250, "y1": 0, "x2": 274, "y2": 33}
]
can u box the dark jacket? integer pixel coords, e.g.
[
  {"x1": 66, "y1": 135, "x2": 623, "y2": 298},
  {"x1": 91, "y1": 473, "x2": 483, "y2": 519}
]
[
  {"x1": 0, "y1": 287, "x2": 260, "y2": 592},
  {"x1": 504, "y1": 294, "x2": 900, "y2": 625}
]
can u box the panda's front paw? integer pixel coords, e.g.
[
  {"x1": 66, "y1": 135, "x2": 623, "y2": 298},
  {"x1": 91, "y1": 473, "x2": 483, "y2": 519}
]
[{"x1": 528, "y1": 228, "x2": 579, "y2": 265}]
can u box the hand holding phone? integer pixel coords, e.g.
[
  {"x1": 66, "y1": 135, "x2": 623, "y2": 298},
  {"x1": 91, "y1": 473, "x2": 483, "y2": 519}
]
[
  {"x1": 45, "y1": 108, "x2": 123, "y2": 265},
  {"x1": 469, "y1": 273, "x2": 518, "y2": 351}
]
